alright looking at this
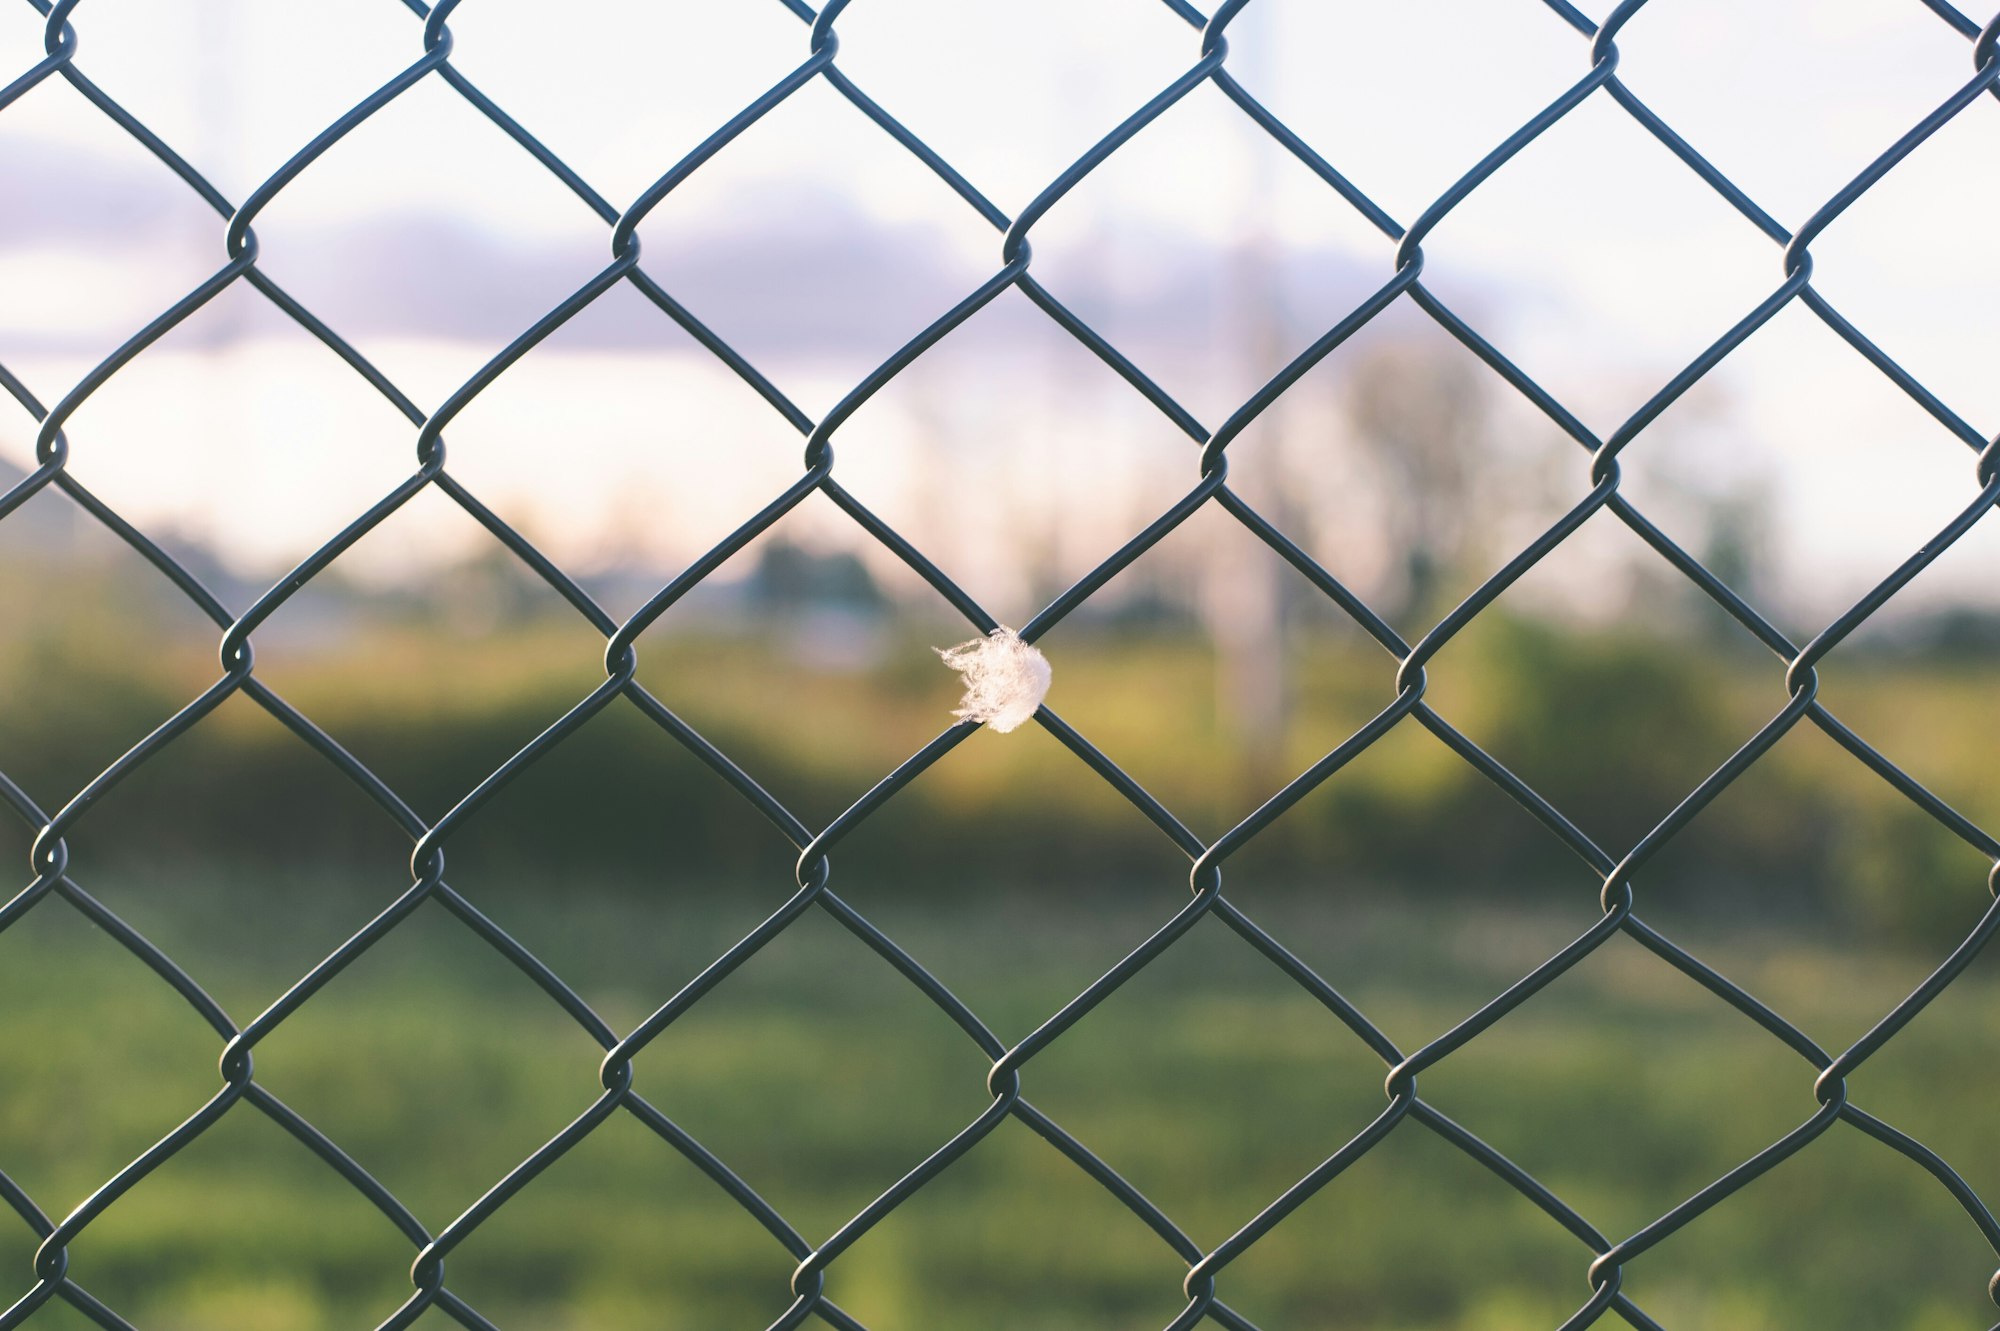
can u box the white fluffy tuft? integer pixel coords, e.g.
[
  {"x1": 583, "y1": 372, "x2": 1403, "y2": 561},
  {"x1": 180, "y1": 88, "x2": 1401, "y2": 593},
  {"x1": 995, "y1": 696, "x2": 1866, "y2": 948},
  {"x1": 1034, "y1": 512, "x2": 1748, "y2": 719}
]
[{"x1": 937, "y1": 627, "x2": 1051, "y2": 734}]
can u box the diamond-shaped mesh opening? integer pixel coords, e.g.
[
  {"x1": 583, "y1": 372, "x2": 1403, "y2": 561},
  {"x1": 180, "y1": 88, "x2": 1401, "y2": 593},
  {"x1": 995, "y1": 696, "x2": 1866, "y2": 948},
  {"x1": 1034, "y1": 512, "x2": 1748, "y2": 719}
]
[
  {"x1": 0, "y1": 895, "x2": 221, "y2": 1209},
  {"x1": 807, "y1": 838, "x2": 1199, "y2": 1050},
  {"x1": 41, "y1": 1105, "x2": 419, "y2": 1331},
  {"x1": 440, "y1": 0, "x2": 808, "y2": 210},
  {"x1": 1621, "y1": 1124, "x2": 2000, "y2": 1331},
  {"x1": 1020, "y1": 502, "x2": 1396, "y2": 836},
  {"x1": 1215, "y1": 728, "x2": 1619, "y2": 1020},
  {"x1": 249, "y1": 475, "x2": 599, "y2": 667},
  {"x1": 1228, "y1": 0, "x2": 1584, "y2": 226},
  {"x1": 821, "y1": 286, "x2": 1199, "y2": 613},
  {"x1": 1636, "y1": 720, "x2": 1999, "y2": 1041},
  {"x1": 1618, "y1": 301, "x2": 1980, "y2": 625},
  {"x1": 632, "y1": 77, "x2": 999, "y2": 413},
  {"x1": 434, "y1": 278, "x2": 814, "y2": 614},
  {"x1": 1415, "y1": 929, "x2": 1809, "y2": 1241},
  {"x1": 57, "y1": 0, "x2": 415, "y2": 207},
  {"x1": 628, "y1": 904, "x2": 995, "y2": 1243},
  {"x1": 614, "y1": 499, "x2": 990, "y2": 828},
  {"x1": 819, "y1": 1116, "x2": 1192, "y2": 1331},
  {"x1": 248, "y1": 896, "x2": 612, "y2": 1230},
  {"x1": 833, "y1": 0, "x2": 1194, "y2": 217},
  {"x1": 445, "y1": 1108, "x2": 801, "y2": 1330},
  {"x1": 1222, "y1": 312, "x2": 1591, "y2": 636},
  {"x1": 242, "y1": 79, "x2": 620, "y2": 403},
  {"x1": 1020, "y1": 911, "x2": 1388, "y2": 1242},
  {"x1": 431, "y1": 699, "x2": 807, "y2": 1015},
  {"x1": 1416, "y1": 514, "x2": 1779, "y2": 856},
  {"x1": 45, "y1": 691, "x2": 412, "y2": 1013},
  {"x1": 1021, "y1": 81, "x2": 1401, "y2": 424},
  {"x1": 1610, "y1": 0, "x2": 1972, "y2": 227},
  {"x1": 1218, "y1": 1116, "x2": 1591, "y2": 1331},
  {"x1": 51, "y1": 280, "x2": 421, "y2": 577},
  {"x1": 1418, "y1": 94, "x2": 1780, "y2": 437}
]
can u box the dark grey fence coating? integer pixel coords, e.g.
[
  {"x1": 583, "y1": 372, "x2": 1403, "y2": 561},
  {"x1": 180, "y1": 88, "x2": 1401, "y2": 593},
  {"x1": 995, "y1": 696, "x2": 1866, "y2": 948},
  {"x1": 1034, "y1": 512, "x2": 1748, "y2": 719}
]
[{"x1": 5, "y1": 1, "x2": 2000, "y2": 1328}]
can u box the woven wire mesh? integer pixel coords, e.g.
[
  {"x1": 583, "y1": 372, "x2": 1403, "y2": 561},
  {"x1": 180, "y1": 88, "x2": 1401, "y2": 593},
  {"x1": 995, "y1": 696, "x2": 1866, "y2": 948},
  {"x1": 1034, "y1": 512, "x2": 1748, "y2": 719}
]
[{"x1": 5, "y1": 0, "x2": 2000, "y2": 1327}]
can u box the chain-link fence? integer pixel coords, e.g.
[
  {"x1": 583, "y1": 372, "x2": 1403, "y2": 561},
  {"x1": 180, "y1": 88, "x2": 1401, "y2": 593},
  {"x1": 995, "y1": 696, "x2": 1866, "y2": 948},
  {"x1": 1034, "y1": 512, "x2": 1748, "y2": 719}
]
[{"x1": 5, "y1": 1, "x2": 2000, "y2": 1327}]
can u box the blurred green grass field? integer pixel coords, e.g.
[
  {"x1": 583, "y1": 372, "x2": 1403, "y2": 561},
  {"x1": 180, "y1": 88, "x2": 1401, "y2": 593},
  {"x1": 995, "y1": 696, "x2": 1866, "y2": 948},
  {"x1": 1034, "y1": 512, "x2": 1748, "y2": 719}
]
[
  {"x1": 2, "y1": 879, "x2": 1995, "y2": 1331},
  {"x1": 5, "y1": 564, "x2": 2000, "y2": 1328}
]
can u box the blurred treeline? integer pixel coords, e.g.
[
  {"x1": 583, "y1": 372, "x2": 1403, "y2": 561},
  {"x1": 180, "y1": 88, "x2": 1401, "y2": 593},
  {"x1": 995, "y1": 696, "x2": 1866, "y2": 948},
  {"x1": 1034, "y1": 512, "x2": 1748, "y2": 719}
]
[
  {"x1": 3, "y1": 334, "x2": 1993, "y2": 951},
  {"x1": 2, "y1": 535, "x2": 1993, "y2": 952}
]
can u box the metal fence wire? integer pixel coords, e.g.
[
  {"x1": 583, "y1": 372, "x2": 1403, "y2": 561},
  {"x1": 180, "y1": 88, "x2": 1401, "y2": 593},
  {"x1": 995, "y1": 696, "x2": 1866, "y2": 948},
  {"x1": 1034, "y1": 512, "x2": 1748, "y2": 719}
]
[{"x1": 5, "y1": 0, "x2": 2000, "y2": 1327}]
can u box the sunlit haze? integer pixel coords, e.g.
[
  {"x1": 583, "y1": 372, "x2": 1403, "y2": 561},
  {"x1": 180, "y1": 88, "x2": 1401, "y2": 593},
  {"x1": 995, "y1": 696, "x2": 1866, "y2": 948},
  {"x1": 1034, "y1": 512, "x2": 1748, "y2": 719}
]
[{"x1": 5, "y1": 0, "x2": 1999, "y2": 631}]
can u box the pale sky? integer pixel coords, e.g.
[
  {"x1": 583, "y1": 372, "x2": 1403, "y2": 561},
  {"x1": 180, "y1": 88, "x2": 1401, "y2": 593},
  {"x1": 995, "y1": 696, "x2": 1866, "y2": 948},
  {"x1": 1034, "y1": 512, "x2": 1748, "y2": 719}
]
[{"x1": 3, "y1": 0, "x2": 1998, "y2": 628}]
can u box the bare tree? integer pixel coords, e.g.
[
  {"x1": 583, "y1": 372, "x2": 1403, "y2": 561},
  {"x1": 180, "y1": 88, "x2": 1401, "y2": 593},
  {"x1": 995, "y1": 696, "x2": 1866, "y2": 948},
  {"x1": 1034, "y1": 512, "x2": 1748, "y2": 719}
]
[{"x1": 1340, "y1": 339, "x2": 1491, "y2": 624}]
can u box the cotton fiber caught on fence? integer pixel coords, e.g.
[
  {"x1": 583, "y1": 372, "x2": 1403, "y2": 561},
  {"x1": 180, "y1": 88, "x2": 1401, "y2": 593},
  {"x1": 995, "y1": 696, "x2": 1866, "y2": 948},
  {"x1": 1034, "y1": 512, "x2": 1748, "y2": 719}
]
[{"x1": 937, "y1": 628, "x2": 1051, "y2": 733}]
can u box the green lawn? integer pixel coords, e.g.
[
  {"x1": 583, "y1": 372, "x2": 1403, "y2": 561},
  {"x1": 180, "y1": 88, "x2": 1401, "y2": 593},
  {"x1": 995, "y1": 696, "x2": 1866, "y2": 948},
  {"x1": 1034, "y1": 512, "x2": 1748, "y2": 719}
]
[{"x1": 2, "y1": 878, "x2": 1995, "y2": 1330}]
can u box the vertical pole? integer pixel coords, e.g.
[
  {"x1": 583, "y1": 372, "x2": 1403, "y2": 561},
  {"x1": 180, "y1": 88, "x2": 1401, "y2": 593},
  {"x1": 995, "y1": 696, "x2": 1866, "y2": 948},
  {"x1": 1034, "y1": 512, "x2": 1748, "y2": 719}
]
[{"x1": 1206, "y1": 1, "x2": 1288, "y2": 790}]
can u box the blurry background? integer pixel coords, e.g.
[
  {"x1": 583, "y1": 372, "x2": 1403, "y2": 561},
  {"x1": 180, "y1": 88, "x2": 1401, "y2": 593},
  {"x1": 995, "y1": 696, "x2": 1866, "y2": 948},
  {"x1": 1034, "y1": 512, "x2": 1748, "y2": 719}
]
[{"x1": 3, "y1": 1, "x2": 2000, "y2": 1328}]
